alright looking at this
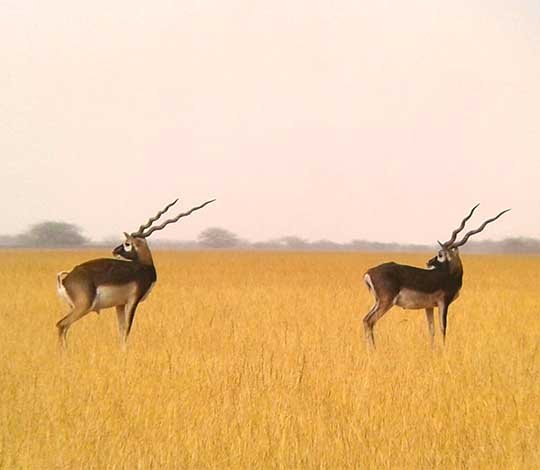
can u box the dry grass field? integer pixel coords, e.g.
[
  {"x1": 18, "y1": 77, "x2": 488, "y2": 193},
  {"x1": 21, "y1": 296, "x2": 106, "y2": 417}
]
[{"x1": 0, "y1": 250, "x2": 538, "y2": 469}]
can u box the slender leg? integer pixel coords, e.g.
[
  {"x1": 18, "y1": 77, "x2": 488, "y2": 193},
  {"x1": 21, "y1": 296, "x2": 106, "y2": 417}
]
[
  {"x1": 438, "y1": 302, "x2": 449, "y2": 343},
  {"x1": 363, "y1": 300, "x2": 379, "y2": 348},
  {"x1": 115, "y1": 305, "x2": 126, "y2": 344},
  {"x1": 122, "y1": 298, "x2": 141, "y2": 347},
  {"x1": 56, "y1": 281, "x2": 95, "y2": 349},
  {"x1": 363, "y1": 298, "x2": 393, "y2": 349},
  {"x1": 425, "y1": 307, "x2": 435, "y2": 347},
  {"x1": 56, "y1": 304, "x2": 92, "y2": 349}
]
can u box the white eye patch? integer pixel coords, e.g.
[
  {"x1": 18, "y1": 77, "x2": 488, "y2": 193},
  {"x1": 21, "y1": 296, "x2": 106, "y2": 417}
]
[
  {"x1": 123, "y1": 242, "x2": 133, "y2": 252},
  {"x1": 437, "y1": 253, "x2": 445, "y2": 262}
]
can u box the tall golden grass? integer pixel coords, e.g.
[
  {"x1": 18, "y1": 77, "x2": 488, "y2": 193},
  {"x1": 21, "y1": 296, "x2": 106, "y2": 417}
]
[{"x1": 0, "y1": 250, "x2": 538, "y2": 468}]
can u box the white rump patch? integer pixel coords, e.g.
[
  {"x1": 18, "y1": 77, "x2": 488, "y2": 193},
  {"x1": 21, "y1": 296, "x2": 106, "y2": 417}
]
[
  {"x1": 56, "y1": 271, "x2": 74, "y2": 308},
  {"x1": 364, "y1": 273, "x2": 374, "y2": 291}
]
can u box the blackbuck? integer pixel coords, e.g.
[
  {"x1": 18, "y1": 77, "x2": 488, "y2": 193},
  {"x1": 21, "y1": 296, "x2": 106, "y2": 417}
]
[
  {"x1": 363, "y1": 205, "x2": 510, "y2": 348},
  {"x1": 56, "y1": 198, "x2": 215, "y2": 348}
]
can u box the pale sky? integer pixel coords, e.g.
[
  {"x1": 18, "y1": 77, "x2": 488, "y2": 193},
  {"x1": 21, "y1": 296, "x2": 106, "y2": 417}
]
[{"x1": 2, "y1": 0, "x2": 539, "y2": 244}]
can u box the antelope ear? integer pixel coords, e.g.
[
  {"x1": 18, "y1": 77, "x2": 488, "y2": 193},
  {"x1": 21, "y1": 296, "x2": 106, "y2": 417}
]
[
  {"x1": 437, "y1": 240, "x2": 444, "y2": 248},
  {"x1": 123, "y1": 232, "x2": 130, "y2": 239}
]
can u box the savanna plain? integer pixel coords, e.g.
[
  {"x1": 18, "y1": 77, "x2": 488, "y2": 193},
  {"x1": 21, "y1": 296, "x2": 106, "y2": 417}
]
[{"x1": 0, "y1": 250, "x2": 538, "y2": 469}]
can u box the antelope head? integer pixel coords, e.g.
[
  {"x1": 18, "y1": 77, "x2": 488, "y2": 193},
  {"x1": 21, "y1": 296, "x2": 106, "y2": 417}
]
[
  {"x1": 112, "y1": 198, "x2": 216, "y2": 265},
  {"x1": 426, "y1": 204, "x2": 510, "y2": 273},
  {"x1": 113, "y1": 234, "x2": 153, "y2": 264}
]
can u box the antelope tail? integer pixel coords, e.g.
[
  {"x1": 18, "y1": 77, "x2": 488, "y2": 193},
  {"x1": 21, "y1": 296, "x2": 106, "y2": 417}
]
[{"x1": 56, "y1": 271, "x2": 69, "y2": 292}]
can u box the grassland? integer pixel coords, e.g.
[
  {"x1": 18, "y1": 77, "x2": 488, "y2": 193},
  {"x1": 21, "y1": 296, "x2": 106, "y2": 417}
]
[{"x1": 0, "y1": 250, "x2": 538, "y2": 469}]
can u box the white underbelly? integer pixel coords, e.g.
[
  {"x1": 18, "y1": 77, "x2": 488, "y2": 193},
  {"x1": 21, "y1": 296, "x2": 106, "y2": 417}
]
[
  {"x1": 394, "y1": 288, "x2": 444, "y2": 310},
  {"x1": 92, "y1": 283, "x2": 137, "y2": 310}
]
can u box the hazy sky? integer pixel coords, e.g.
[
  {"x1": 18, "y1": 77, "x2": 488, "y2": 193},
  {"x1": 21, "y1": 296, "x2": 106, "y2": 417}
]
[{"x1": 2, "y1": 0, "x2": 539, "y2": 244}]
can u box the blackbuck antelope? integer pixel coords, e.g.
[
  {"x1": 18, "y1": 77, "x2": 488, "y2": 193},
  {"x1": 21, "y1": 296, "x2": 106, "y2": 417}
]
[
  {"x1": 56, "y1": 198, "x2": 215, "y2": 348},
  {"x1": 363, "y1": 205, "x2": 510, "y2": 348}
]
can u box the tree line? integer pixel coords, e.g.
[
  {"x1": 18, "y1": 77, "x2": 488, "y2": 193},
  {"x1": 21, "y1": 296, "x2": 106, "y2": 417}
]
[{"x1": 1, "y1": 221, "x2": 539, "y2": 253}]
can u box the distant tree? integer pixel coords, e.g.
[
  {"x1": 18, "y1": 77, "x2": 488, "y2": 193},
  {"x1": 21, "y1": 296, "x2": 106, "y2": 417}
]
[
  {"x1": 21, "y1": 221, "x2": 88, "y2": 247},
  {"x1": 278, "y1": 236, "x2": 309, "y2": 250},
  {"x1": 311, "y1": 239, "x2": 343, "y2": 251},
  {"x1": 198, "y1": 227, "x2": 240, "y2": 248},
  {"x1": 251, "y1": 240, "x2": 282, "y2": 250},
  {"x1": 0, "y1": 235, "x2": 18, "y2": 247}
]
